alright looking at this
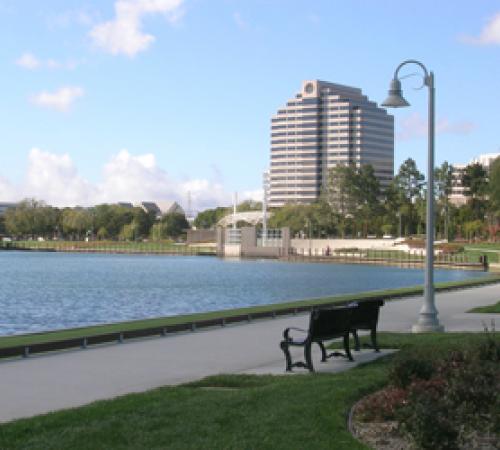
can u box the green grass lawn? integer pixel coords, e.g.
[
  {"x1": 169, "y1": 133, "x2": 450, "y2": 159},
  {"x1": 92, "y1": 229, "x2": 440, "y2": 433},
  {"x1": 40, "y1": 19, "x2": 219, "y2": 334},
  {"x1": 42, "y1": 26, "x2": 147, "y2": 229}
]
[
  {"x1": 0, "y1": 332, "x2": 496, "y2": 450},
  {"x1": 1, "y1": 240, "x2": 215, "y2": 254},
  {"x1": 1, "y1": 276, "x2": 498, "y2": 350},
  {"x1": 468, "y1": 300, "x2": 500, "y2": 313},
  {"x1": 463, "y1": 243, "x2": 500, "y2": 263}
]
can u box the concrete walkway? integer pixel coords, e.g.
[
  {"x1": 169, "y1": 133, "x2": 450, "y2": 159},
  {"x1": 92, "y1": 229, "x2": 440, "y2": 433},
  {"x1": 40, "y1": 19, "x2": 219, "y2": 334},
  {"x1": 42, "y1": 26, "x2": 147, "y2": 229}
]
[{"x1": 0, "y1": 283, "x2": 498, "y2": 423}]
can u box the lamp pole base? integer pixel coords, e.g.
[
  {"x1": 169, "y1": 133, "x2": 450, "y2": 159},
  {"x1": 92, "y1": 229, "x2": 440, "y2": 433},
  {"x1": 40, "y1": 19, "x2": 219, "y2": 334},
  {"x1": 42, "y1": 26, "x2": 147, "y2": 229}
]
[{"x1": 412, "y1": 314, "x2": 445, "y2": 333}]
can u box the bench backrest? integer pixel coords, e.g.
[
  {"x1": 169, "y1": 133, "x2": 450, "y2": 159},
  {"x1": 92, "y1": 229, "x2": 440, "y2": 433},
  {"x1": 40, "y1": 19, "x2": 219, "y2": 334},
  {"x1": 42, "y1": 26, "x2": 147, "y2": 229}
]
[
  {"x1": 308, "y1": 306, "x2": 353, "y2": 341},
  {"x1": 348, "y1": 300, "x2": 384, "y2": 328}
]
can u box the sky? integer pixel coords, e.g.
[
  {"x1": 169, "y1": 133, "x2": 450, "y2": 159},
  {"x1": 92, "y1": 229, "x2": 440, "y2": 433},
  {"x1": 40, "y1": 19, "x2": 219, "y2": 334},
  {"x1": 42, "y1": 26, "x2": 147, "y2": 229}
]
[{"x1": 0, "y1": 0, "x2": 499, "y2": 211}]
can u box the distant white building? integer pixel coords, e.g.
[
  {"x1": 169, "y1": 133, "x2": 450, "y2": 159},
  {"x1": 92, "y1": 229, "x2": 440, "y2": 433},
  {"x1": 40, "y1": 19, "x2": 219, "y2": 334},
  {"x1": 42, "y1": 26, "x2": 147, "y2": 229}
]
[
  {"x1": 471, "y1": 152, "x2": 500, "y2": 168},
  {"x1": 449, "y1": 152, "x2": 500, "y2": 206},
  {"x1": 449, "y1": 163, "x2": 468, "y2": 206}
]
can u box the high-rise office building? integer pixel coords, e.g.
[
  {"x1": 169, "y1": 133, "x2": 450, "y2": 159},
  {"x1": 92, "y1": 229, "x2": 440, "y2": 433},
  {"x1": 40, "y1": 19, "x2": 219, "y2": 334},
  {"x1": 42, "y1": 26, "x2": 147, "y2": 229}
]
[{"x1": 269, "y1": 80, "x2": 394, "y2": 207}]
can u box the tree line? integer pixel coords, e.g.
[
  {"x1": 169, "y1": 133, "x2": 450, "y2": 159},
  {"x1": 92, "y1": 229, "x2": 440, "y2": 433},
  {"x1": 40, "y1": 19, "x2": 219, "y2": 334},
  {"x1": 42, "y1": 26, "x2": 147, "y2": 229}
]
[
  {"x1": 192, "y1": 157, "x2": 500, "y2": 241},
  {"x1": 1, "y1": 201, "x2": 189, "y2": 241},
  {"x1": 267, "y1": 157, "x2": 500, "y2": 240},
  {"x1": 2, "y1": 157, "x2": 499, "y2": 242}
]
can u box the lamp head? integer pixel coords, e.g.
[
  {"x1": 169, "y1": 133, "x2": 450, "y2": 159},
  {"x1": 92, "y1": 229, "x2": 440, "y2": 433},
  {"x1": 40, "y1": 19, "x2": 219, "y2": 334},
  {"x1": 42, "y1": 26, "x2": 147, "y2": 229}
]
[{"x1": 381, "y1": 78, "x2": 410, "y2": 108}]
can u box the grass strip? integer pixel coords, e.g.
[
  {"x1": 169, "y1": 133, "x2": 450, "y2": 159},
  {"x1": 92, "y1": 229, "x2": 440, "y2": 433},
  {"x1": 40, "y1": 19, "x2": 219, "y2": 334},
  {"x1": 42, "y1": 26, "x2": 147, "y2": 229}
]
[
  {"x1": 0, "y1": 332, "x2": 496, "y2": 450},
  {"x1": 0, "y1": 275, "x2": 499, "y2": 349},
  {"x1": 468, "y1": 300, "x2": 500, "y2": 314}
]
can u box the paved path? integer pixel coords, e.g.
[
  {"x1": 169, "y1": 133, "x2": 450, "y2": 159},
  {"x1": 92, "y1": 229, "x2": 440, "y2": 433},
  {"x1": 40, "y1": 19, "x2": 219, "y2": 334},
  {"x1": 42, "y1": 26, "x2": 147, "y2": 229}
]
[{"x1": 0, "y1": 284, "x2": 498, "y2": 422}]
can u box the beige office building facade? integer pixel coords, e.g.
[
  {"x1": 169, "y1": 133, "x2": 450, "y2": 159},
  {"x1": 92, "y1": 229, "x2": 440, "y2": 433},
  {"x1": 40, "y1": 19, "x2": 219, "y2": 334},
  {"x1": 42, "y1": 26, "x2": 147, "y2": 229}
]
[{"x1": 269, "y1": 80, "x2": 394, "y2": 207}]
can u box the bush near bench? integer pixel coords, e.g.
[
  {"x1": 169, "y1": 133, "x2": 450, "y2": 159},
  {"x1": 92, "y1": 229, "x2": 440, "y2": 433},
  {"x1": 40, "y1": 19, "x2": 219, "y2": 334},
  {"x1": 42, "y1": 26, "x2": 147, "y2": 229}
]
[{"x1": 356, "y1": 332, "x2": 500, "y2": 450}]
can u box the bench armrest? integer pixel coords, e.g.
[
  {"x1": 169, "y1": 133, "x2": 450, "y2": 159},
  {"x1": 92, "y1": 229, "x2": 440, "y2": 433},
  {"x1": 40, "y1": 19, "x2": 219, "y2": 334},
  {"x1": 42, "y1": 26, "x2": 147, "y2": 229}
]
[{"x1": 283, "y1": 327, "x2": 307, "y2": 340}]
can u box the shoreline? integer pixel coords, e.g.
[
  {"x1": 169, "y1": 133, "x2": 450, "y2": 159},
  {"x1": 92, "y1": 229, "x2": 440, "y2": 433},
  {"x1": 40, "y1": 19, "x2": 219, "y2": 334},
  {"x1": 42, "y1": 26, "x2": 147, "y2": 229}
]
[
  {"x1": 1, "y1": 275, "x2": 499, "y2": 357},
  {"x1": 1, "y1": 245, "x2": 488, "y2": 270}
]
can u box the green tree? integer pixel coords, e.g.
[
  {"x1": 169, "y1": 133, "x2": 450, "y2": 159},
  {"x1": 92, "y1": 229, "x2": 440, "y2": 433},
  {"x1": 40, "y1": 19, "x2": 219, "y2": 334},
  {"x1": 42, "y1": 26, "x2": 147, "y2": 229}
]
[
  {"x1": 354, "y1": 165, "x2": 382, "y2": 236},
  {"x1": 131, "y1": 207, "x2": 155, "y2": 238},
  {"x1": 490, "y1": 157, "x2": 500, "y2": 215},
  {"x1": 161, "y1": 212, "x2": 189, "y2": 239},
  {"x1": 4, "y1": 199, "x2": 58, "y2": 238},
  {"x1": 391, "y1": 159, "x2": 425, "y2": 236},
  {"x1": 325, "y1": 164, "x2": 358, "y2": 217},
  {"x1": 194, "y1": 207, "x2": 229, "y2": 229},
  {"x1": 268, "y1": 204, "x2": 313, "y2": 236},
  {"x1": 119, "y1": 222, "x2": 138, "y2": 241},
  {"x1": 237, "y1": 200, "x2": 262, "y2": 212},
  {"x1": 394, "y1": 158, "x2": 425, "y2": 202},
  {"x1": 462, "y1": 163, "x2": 488, "y2": 199},
  {"x1": 488, "y1": 157, "x2": 500, "y2": 239},
  {"x1": 461, "y1": 162, "x2": 488, "y2": 222},
  {"x1": 434, "y1": 161, "x2": 453, "y2": 240},
  {"x1": 91, "y1": 204, "x2": 134, "y2": 239},
  {"x1": 61, "y1": 208, "x2": 91, "y2": 240}
]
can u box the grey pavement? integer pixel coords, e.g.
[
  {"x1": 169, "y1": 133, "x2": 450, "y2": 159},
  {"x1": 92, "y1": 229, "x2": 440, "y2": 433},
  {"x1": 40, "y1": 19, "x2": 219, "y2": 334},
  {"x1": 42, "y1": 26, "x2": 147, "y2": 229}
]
[{"x1": 0, "y1": 283, "x2": 498, "y2": 423}]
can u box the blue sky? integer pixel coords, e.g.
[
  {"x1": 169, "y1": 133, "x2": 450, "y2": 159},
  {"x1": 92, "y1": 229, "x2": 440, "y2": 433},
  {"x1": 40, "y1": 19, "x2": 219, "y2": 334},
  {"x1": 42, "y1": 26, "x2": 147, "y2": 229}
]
[{"x1": 0, "y1": 0, "x2": 499, "y2": 209}]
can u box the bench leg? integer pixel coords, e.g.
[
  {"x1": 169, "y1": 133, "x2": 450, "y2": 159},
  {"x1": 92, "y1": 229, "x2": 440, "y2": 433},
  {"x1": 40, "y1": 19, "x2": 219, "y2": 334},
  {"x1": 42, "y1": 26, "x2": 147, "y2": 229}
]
[
  {"x1": 343, "y1": 334, "x2": 354, "y2": 361},
  {"x1": 280, "y1": 340, "x2": 293, "y2": 372},
  {"x1": 352, "y1": 330, "x2": 361, "y2": 351},
  {"x1": 318, "y1": 341, "x2": 328, "y2": 362},
  {"x1": 304, "y1": 342, "x2": 314, "y2": 372},
  {"x1": 371, "y1": 328, "x2": 380, "y2": 353}
]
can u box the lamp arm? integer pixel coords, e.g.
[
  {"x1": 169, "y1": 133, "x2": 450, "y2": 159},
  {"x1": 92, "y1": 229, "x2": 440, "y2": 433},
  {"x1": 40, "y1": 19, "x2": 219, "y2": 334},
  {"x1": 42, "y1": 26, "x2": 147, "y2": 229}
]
[{"x1": 394, "y1": 60, "x2": 430, "y2": 85}]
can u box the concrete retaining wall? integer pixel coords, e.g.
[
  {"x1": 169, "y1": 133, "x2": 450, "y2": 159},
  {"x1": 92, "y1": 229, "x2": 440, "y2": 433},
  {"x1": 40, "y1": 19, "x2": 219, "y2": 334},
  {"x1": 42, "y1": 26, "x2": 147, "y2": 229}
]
[{"x1": 291, "y1": 238, "x2": 397, "y2": 253}]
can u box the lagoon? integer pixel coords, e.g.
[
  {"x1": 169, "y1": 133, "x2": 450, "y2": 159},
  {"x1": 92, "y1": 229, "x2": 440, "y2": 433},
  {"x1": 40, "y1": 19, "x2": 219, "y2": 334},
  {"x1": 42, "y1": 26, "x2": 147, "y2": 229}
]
[{"x1": 0, "y1": 252, "x2": 487, "y2": 335}]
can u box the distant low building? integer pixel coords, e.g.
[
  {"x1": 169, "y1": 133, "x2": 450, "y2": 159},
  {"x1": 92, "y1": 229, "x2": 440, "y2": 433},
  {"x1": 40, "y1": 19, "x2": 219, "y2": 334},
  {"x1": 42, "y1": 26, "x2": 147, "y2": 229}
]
[
  {"x1": 117, "y1": 202, "x2": 133, "y2": 209},
  {"x1": 156, "y1": 201, "x2": 185, "y2": 216},
  {"x1": 0, "y1": 202, "x2": 16, "y2": 216},
  {"x1": 449, "y1": 152, "x2": 500, "y2": 206},
  {"x1": 136, "y1": 201, "x2": 185, "y2": 219}
]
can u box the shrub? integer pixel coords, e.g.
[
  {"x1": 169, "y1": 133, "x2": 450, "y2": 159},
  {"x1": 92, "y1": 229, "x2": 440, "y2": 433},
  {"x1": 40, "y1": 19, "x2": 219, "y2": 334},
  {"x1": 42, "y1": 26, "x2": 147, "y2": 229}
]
[
  {"x1": 398, "y1": 388, "x2": 458, "y2": 450},
  {"x1": 389, "y1": 356, "x2": 435, "y2": 388},
  {"x1": 395, "y1": 333, "x2": 500, "y2": 449},
  {"x1": 356, "y1": 387, "x2": 408, "y2": 422}
]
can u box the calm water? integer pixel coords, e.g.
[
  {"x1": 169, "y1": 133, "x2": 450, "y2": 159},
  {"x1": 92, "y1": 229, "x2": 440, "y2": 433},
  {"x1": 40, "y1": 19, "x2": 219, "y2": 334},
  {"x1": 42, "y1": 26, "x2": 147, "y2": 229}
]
[{"x1": 0, "y1": 252, "x2": 487, "y2": 335}]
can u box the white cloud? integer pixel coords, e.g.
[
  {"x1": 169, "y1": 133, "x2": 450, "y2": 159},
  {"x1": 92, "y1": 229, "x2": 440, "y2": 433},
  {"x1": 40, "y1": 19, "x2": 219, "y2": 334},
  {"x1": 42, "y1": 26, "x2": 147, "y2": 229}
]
[
  {"x1": 24, "y1": 148, "x2": 97, "y2": 206},
  {"x1": 397, "y1": 113, "x2": 476, "y2": 140},
  {"x1": 16, "y1": 53, "x2": 40, "y2": 69},
  {"x1": 89, "y1": 0, "x2": 184, "y2": 57},
  {"x1": 31, "y1": 86, "x2": 84, "y2": 112},
  {"x1": 0, "y1": 176, "x2": 17, "y2": 200},
  {"x1": 461, "y1": 12, "x2": 500, "y2": 45},
  {"x1": 0, "y1": 148, "x2": 257, "y2": 211},
  {"x1": 16, "y1": 52, "x2": 82, "y2": 70}
]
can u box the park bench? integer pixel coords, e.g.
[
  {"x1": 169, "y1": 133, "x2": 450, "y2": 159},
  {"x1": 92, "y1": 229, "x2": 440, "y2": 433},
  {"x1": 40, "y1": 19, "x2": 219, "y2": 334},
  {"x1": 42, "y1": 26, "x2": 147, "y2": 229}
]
[
  {"x1": 348, "y1": 299, "x2": 384, "y2": 353},
  {"x1": 280, "y1": 305, "x2": 355, "y2": 372}
]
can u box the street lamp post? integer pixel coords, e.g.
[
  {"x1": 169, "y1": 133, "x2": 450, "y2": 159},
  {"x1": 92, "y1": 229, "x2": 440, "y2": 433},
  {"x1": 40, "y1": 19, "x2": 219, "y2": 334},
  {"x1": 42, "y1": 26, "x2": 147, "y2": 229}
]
[{"x1": 382, "y1": 59, "x2": 444, "y2": 332}]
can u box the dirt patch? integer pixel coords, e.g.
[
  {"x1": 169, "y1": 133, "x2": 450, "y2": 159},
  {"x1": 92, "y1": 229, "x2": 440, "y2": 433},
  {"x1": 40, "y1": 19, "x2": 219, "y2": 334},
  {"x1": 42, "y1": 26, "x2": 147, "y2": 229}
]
[{"x1": 349, "y1": 398, "x2": 414, "y2": 450}]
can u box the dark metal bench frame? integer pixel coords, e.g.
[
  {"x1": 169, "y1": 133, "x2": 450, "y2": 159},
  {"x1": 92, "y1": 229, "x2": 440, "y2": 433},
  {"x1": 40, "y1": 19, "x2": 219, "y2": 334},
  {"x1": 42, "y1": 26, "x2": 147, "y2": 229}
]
[
  {"x1": 279, "y1": 306, "x2": 355, "y2": 372},
  {"x1": 348, "y1": 299, "x2": 384, "y2": 353}
]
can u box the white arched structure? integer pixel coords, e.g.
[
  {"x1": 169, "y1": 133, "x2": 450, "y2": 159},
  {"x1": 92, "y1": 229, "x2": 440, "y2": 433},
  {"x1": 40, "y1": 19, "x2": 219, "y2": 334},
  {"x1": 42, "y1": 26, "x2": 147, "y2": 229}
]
[{"x1": 217, "y1": 211, "x2": 272, "y2": 228}]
